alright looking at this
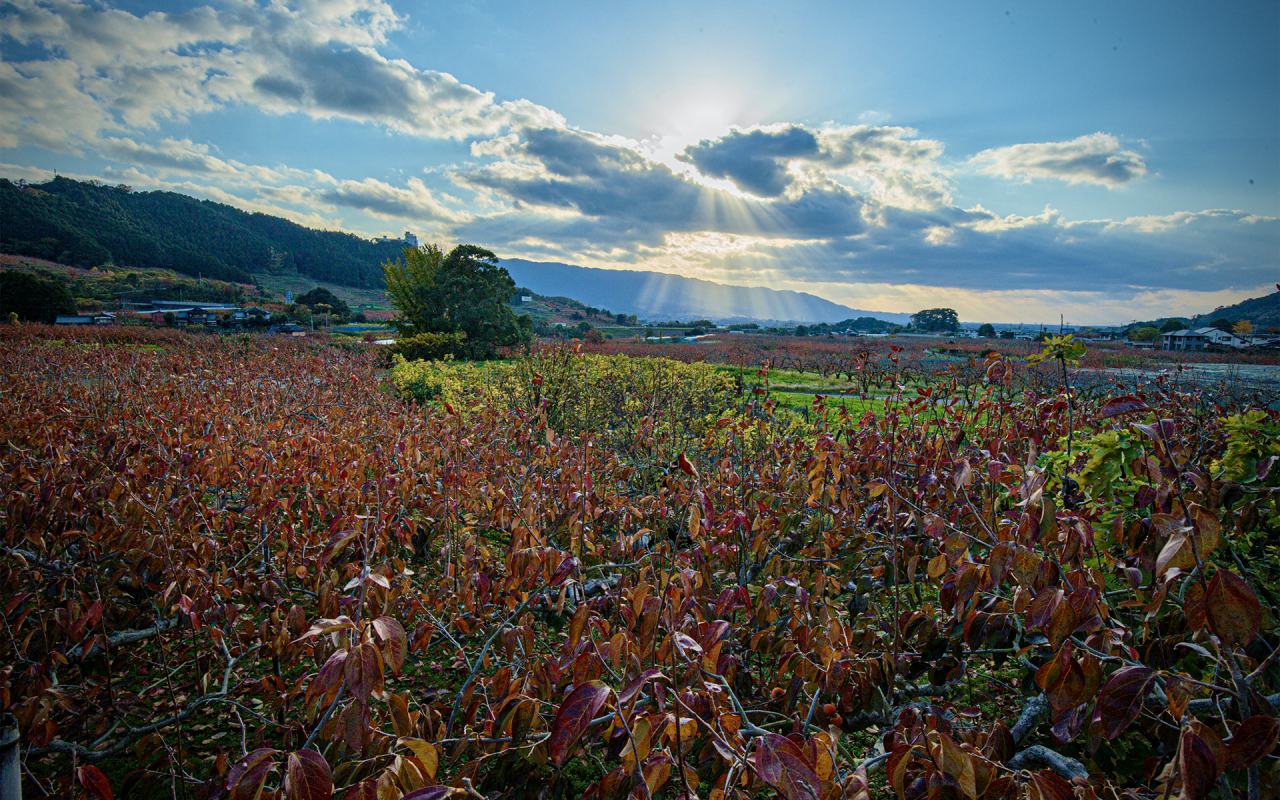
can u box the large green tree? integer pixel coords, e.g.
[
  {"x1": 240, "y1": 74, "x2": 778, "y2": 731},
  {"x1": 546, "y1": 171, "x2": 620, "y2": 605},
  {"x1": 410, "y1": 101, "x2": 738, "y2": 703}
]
[
  {"x1": 911, "y1": 307, "x2": 960, "y2": 333},
  {"x1": 383, "y1": 243, "x2": 530, "y2": 358},
  {"x1": 294, "y1": 287, "x2": 351, "y2": 318}
]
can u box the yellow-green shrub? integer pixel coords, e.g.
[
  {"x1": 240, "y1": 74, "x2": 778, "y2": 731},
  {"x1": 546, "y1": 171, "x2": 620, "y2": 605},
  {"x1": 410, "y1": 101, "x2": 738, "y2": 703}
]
[{"x1": 389, "y1": 346, "x2": 805, "y2": 457}]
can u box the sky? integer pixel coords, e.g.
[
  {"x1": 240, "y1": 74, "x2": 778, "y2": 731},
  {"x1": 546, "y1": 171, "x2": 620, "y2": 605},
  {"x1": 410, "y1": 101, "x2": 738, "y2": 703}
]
[{"x1": 1, "y1": 0, "x2": 1277, "y2": 324}]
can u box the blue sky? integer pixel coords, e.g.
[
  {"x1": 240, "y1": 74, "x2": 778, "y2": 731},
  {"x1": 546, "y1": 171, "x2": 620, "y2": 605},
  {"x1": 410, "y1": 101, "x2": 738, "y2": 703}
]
[{"x1": 2, "y1": 0, "x2": 1276, "y2": 323}]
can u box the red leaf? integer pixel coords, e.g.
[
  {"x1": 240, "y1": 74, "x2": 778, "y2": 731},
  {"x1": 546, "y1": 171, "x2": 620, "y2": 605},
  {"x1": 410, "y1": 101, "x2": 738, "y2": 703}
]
[
  {"x1": 309, "y1": 649, "x2": 348, "y2": 702},
  {"x1": 547, "y1": 680, "x2": 612, "y2": 766},
  {"x1": 987, "y1": 542, "x2": 1015, "y2": 588},
  {"x1": 1226, "y1": 716, "x2": 1280, "y2": 770},
  {"x1": 286, "y1": 750, "x2": 334, "y2": 800},
  {"x1": 677, "y1": 451, "x2": 698, "y2": 479},
  {"x1": 227, "y1": 749, "x2": 278, "y2": 800},
  {"x1": 618, "y1": 669, "x2": 666, "y2": 706},
  {"x1": 1204, "y1": 569, "x2": 1262, "y2": 647},
  {"x1": 77, "y1": 765, "x2": 113, "y2": 800},
  {"x1": 1096, "y1": 666, "x2": 1157, "y2": 740},
  {"x1": 750, "y1": 734, "x2": 820, "y2": 800},
  {"x1": 319, "y1": 530, "x2": 359, "y2": 567},
  {"x1": 1099, "y1": 395, "x2": 1149, "y2": 419}
]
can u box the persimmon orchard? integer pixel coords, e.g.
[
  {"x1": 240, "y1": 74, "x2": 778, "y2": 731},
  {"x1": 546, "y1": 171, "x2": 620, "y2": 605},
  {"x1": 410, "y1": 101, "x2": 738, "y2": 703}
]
[{"x1": 2, "y1": 326, "x2": 1278, "y2": 800}]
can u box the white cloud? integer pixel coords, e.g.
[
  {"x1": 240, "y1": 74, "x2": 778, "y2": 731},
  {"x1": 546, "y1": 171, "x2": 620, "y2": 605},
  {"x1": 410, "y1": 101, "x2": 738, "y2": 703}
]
[
  {"x1": 969, "y1": 133, "x2": 1147, "y2": 187},
  {"x1": 0, "y1": 0, "x2": 564, "y2": 152},
  {"x1": 96, "y1": 137, "x2": 240, "y2": 175},
  {"x1": 315, "y1": 176, "x2": 467, "y2": 223},
  {"x1": 795, "y1": 281, "x2": 1279, "y2": 326}
]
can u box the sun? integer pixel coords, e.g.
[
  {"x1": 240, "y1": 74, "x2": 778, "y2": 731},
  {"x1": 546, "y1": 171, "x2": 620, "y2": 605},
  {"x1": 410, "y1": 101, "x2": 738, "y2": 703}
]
[
  {"x1": 660, "y1": 87, "x2": 743, "y2": 148},
  {"x1": 633, "y1": 87, "x2": 755, "y2": 196}
]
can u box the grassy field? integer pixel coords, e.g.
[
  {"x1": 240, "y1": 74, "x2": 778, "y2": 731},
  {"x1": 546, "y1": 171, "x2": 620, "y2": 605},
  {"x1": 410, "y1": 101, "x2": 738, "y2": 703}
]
[{"x1": 253, "y1": 272, "x2": 395, "y2": 316}]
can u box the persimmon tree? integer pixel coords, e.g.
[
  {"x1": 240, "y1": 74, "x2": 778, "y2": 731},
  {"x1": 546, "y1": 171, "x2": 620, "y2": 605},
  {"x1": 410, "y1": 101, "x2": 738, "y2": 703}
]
[{"x1": 0, "y1": 325, "x2": 1276, "y2": 800}]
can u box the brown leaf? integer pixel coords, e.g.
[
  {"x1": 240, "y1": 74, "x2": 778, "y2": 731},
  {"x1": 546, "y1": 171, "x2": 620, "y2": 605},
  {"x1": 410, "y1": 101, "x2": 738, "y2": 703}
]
[
  {"x1": 1044, "y1": 599, "x2": 1079, "y2": 650},
  {"x1": 1180, "y1": 728, "x2": 1224, "y2": 800},
  {"x1": 547, "y1": 680, "x2": 612, "y2": 766},
  {"x1": 319, "y1": 529, "x2": 359, "y2": 567},
  {"x1": 389, "y1": 693, "x2": 411, "y2": 738},
  {"x1": 928, "y1": 731, "x2": 976, "y2": 799},
  {"x1": 617, "y1": 669, "x2": 666, "y2": 706},
  {"x1": 1204, "y1": 569, "x2": 1262, "y2": 647},
  {"x1": 750, "y1": 734, "x2": 820, "y2": 800},
  {"x1": 1155, "y1": 528, "x2": 1196, "y2": 576},
  {"x1": 1099, "y1": 395, "x2": 1150, "y2": 419},
  {"x1": 511, "y1": 698, "x2": 537, "y2": 744},
  {"x1": 401, "y1": 788, "x2": 466, "y2": 800},
  {"x1": 286, "y1": 750, "x2": 334, "y2": 800},
  {"x1": 227, "y1": 749, "x2": 278, "y2": 800},
  {"x1": 1028, "y1": 771, "x2": 1074, "y2": 800},
  {"x1": 345, "y1": 640, "x2": 385, "y2": 704},
  {"x1": 1165, "y1": 675, "x2": 1194, "y2": 720},
  {"x1": 1096, "y1": 665, "x2": 1156, "y2": 740},
  {"x1": 77, "y1": 765, "x2": 113, "y2": 800},
  {"x1": 1226, "y1": 716, "x2": 1280, "y2": 771},
  {"x1": 371, "y1": 616, "x2": 407, "y2": 675},
  {"x1": 398, "y1": 739, "x2": 439, "y2": 781}
]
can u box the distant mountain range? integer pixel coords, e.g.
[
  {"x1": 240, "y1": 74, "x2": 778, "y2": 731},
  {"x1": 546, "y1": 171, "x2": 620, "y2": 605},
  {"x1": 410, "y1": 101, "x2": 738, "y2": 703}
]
[{"x1": 502, "y1": 259, "x2": 911, "y2": 325}]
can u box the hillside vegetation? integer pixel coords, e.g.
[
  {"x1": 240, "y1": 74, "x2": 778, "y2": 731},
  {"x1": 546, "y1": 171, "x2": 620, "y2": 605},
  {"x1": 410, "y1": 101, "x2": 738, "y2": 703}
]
[
  {"x1": 1193, "y1": 289, "x2": 1280, "y2": 331},
  {"x1": 0, "y1": 176, "x2": 404, "y2": 288}
]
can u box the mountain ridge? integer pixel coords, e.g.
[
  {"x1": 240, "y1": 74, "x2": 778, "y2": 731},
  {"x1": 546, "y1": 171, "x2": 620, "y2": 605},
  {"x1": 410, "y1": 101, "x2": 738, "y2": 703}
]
[{"x1": 502, "y1": 258, "x2": 912, "y2": 325}]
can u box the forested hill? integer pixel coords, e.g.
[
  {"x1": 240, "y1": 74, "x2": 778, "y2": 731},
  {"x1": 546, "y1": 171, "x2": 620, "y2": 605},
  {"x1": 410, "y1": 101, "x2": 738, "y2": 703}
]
[
  {"x1": 1191, "y1": 287, "x2": 1280, "y2": 330},
  {"x1": 0, "y1": 177, "x2": 404, "y2": 287}
]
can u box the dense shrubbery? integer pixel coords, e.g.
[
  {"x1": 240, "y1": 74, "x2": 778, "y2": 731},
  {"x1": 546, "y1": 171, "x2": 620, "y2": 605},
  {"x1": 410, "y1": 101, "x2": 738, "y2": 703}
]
[
  {"x1": 2, "y1": 328, "x2": 1278, "y2": 800},
  {"x1": 389, "y1": 332, "x2": 468, "y2": 366}
]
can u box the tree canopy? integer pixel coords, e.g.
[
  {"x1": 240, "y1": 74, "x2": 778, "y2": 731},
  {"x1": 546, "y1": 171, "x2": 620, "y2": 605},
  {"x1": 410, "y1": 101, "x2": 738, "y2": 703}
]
[
  {"x1": 977, "y1": 322, "x2": 996, "y2": 337},
  {"x1": 294, "y1": 287, "x2": 351, "y2": 318},
  {"x1": 911, "y1": 307, "x2": 959, "y2": 333},
  {"x1": 0, "y1": 270, "x2": 77, "y2": 323},
  {"x1": 383, "y1": 243, "x2": 530, "y2": 358}
]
